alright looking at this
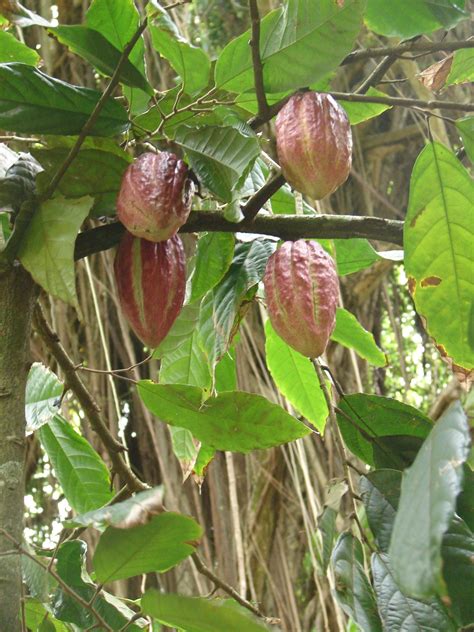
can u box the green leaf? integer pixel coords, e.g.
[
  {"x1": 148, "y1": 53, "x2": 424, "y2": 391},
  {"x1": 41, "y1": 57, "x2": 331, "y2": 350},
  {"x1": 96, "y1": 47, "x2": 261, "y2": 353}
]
[
  {"x1": 147, "y1": 4, "x2": 210, "y2": 94},
  {"x1": 340, "y1": 88, "x2": 391, "y2": 125},
  {"x1": 190, "y1": 232, "x2": 235, "y2": 303},
  {"x1": 86, "y1": 0, "x2": 149, "y2": 112},
  {"x1": 25, "y1": 600, "x2": 69, "y2": 632},
  {"x1": 18, "y1": 195, "x2": 93, "y2": 308},
  {"x1": 25, "y1": 362, "x2": 63, "y2": 433},
  {"x1": 93, "y1": 513, "x2": 202, "y2": 582},
  {"x1": 0, "y1": 31, "x2": 39, "y2": 65},
  {"x1": 359, "y1": 469, "x2": 401, "y2": 552},
  {"x1": 388, "y1": 401, "x2": 471, "y2": 598},
  {"x1": 174, "y1": 125, "x2": 260, "y2": 202},
  {"x1": 0, "y1": 63, "x2": 129, "y2": 136},
  {"x1": 215, "y1": 348, "x2": 237, "y2": 392},
  {"x1": 365, "y1": 0, "x2": 467, "y2": 37},
  {"x1": 49, "y1": 26, "x2": 152, "y2": 94},
  {"x1": 331, "y1": 533, "x2": 383, "y2": 632},
  {"x1": 138, "y1": 381, "x2": 310, "y2": 452},
  {"x1": 52, "y1": 541, "x2": 145, "y2": 629},
  {"x1": 198, "y1": 239, "x2": 276, "y2": 369},
  {"x1": 142, "y1": 590, "x2": 270, "y2": 632},
  {"x1": 456, "y1": 116, "x2": 474, "y2": 163},
  {"x1": 169, "y1": 426, "x2": 200, "y2": 478},
  {"x1": 336, "y1": 394, "x2": 432, "y2": 467},
  {"x1": 22, "y1": 548, "x2": 57, "y2": 602},
  {"x1": 404, "y1": 142, "x2": 474, "y2": 377},
  {"x1": 317, "y1": 506, "x2": 337, "y2": 573},
  {"x1": 215, "y1": 0, "x2": 365, "y2": 93},
  {"x1": 372, "y1": 553, "x2": 457, "y2": 632},
  {"x1": 442, "y1": 516, "x2": 474, "y2": 625},
  {"x1": 38, "y1": 414, "x2": 112, "y2": 514},
  {"x1": 335, "y1": 238, "x2": 381, "y2": 276},
  {"x1": 331, "y1": 308, "x2": 387, "y2": 367},
  {"x1": 446, "y1": 48, "x2": 474, "y2": 85},
  {"x1": 33, "y1": 143, "x2": 132, "y2": 200},
  {"x1": 264, "y1": 320, "x2": 328, "y2": 432},
  {"x1": 65, "y1": 487, "x2": 164, "y2": 529}
]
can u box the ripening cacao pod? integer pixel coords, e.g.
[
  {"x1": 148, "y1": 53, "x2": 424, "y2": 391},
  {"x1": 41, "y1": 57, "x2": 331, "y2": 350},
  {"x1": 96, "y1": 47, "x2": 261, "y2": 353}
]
[
  {"x1": 275, "y1": 92, "x2": 352, "y2": 200},
  {"x1": 264, "y1": 240, "x2": 339, "y2": 358},
  {"x1": 114, "y1": 231, "x2": 186, "y2": 348},
  {"x1": 117, "y1": 151, "x2": 194, "y2": 242}
]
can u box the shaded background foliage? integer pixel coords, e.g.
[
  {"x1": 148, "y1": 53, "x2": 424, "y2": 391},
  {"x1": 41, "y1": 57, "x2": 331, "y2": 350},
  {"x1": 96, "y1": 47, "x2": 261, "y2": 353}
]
[{"x1": 1, "y1": 0, "x2": 471, "y2": 630}]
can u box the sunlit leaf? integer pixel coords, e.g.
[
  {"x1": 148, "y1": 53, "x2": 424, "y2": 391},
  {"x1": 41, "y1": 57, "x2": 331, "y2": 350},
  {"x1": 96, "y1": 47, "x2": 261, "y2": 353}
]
[
  {"x1": 25, "y1": 362, "x2": 63, "y2": 433},
  {"x1": 331, "y1": 307, "x2": 387, "y2": 367}
]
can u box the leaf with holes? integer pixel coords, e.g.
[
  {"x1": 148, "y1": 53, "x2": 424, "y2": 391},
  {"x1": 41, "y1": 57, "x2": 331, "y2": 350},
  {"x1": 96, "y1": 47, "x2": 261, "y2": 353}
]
[{"x1": 404, "y1": 142, "x2": 474, "y2": 383}]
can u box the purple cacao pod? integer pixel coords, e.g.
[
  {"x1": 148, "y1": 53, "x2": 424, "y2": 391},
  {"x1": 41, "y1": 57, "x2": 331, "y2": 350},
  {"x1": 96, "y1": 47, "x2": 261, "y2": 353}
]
[
  {"x1": 263, "y1": 240, "x2": 339, "y2": 358},
  {"x1": 114, "y1": 232, "x2": 186, "y2": 348},
  {"x1": 117, "y1": 152, "x2": 194, "y2": 242},
  {"x1": 275, "y1": 92, "x2": 352, "y2": 200}
]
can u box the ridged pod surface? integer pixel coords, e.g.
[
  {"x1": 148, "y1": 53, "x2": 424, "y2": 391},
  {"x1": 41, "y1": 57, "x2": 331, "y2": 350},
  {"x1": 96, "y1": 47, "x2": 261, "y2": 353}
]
[
  {"x1": 264, "y1": 240, "x2": 339, "y2": 358},
  {"x1": 114, "y1": 232, "x2": 186, "y2": 348},
  {"x1": 117, "y1": 151, "x2": 194, "y2": 242},
  {"x1": 276, "y1": 92, "x2": 352, "y2": 200}
]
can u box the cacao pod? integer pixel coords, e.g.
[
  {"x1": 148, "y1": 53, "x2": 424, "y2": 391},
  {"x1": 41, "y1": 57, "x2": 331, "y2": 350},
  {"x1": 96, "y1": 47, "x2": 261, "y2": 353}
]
[
  {"x1": 263, "y1": 240, "x2": 339, "y2": 358},
  {"x1": 275, "y1": 92, "x2": 352, "y2": 200},
  {"x1": 114, "y1": 231, "x2": 186, "y2": 348},
  {"x1": 117, "y1": 151, "x2": 194, "y2": 242}
]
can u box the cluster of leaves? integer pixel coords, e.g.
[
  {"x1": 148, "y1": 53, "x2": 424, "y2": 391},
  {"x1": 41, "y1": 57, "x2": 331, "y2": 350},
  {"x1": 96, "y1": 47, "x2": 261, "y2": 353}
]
[{"x1": 0, "y1": 0, "x2": 473, "y2": 629}]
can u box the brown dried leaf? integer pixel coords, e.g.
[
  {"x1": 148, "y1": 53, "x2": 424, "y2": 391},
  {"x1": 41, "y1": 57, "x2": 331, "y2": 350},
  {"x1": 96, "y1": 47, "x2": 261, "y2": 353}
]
[{"x1": 417, "y1": 56, "x2": 453, "y2": 92}]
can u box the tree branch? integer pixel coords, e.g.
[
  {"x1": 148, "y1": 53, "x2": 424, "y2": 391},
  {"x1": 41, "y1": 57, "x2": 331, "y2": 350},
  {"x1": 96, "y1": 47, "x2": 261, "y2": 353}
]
[
  {"x1": 33, "y1": 304, "x2": 146, "y2": 494},
  {"x1": 241, "y1": 172, "x2": 286, "y2": 220},
  {"x1": 41, "y1": 18, "x2": 148, "y2": 201},
  {"x1": 248, "y1": 0, "x2": 269, "y2": 118},
  {"x1": 74, "y1": 212, "x2": 403, "y2": 260},
  {"x1": 342, "y1": 38, "x2": 474, "y2": 65}
]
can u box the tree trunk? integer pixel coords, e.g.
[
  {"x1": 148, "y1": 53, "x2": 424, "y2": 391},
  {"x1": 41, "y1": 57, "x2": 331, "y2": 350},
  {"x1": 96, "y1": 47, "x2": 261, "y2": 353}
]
[{"x1": 0, "y1": 264, "x2": 36, "y2": 631}]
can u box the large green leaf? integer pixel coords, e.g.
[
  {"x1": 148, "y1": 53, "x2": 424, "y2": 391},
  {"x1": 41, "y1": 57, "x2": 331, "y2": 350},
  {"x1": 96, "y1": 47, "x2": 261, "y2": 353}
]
[
  {"x1": 335, "y1": 238, "x2": 380, "y2": 276},
  {"x1": 0, "y1": 31, "x2": 39, "y2": 65},
  {"x1": 198, "y1": 239, "x2": 276, "y2": 369},
  {"x1": 138, "y1": 381, "x2": 310, "y2": 452},
  {"x1": 49, "y1": 26, "x2": 152, "y2": 94},
  {"x1": 52, "y1": 541, "x2": 145, "y2": 630},
  {"x1": 404, "y1": 142, "x2": 474, "y2": 378},
  {"x1": 18, "y1": 195, "x2": 93, "y2": 308},
  {"x1": 0, "y1": 63, "x2": 129, "y2": 135},
  {"x1": 25, "y1": 600, "x2": 69, "y2": 632},
  {"x1": 365, "y1": 0, "x2": 467, "y2": 37},
  {"x1": 141, "y1": 590, "x2": 270, "y2": 632},
  {"x1": 215, "y1": 0, "x2": 365, "y2": 93},
  {"x1": 331, "y1": 307, "x2": 387, "y2": 367},
  {"x1": 372, "y1": 554, "x2": 457, "y2": 632},
  {"x1": 331, "y1": 533, "x2": 383, "y2": 632},
  {"x1": 65, "y1": 487, "x2": 164, "y2": 530},
  {"x1": 446, "y1": 49, "x2": 474, "y2": 86},
  {"x1": 25, "y1": 362, "x2": 63, "y2": 433},
  {"x1": 336, "y1": 394, "x2": 432, "y2": 467},
  {"x1": 340, "y1": 88, "x2": 391, "y2": 125},
  {"x1": 147, "y1": 4, "x2": 210, "y2": 94},
  {"x1": 93, "y1": 513, "x2": 202, "y2": 582},
  {"x1": 38, "y1": 414, "x2": 112, "y2": 514},
  {"x1": 33, "y1": 144, "x2": 131, "y2": 200},
  {"x1": 359, "y1": 469, "x2": 401, "y2": 552},
  {"x1": 456, "y1": 116, "x2": 474, "y2": 164},
  {"x1": 265, "y1": 320, "x2": 328, "y2": 432},
  {"x1": 190, "y1": 232, "x2": 235, "y2": 303},
  {"x1": 174, "y1": 125, "x2": 260, "y2": 202},
  {"x1": 388, "y1": 401, "x2": 470, "y2": 598},
  {"x1": 442, "y1": 516, "x2": 474, "y2": 625}
]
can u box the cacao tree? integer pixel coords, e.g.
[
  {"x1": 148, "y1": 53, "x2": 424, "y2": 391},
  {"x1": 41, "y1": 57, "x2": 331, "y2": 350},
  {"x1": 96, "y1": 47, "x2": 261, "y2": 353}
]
[{"x1": 0, "y1": 0, "x2": 473, "y2": 631}]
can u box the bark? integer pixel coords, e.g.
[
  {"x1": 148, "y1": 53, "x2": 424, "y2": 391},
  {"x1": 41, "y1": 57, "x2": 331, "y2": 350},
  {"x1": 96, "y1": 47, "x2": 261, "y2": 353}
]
[{"x1": 0, "y1": 264, "x2": 36, "y2": 631}]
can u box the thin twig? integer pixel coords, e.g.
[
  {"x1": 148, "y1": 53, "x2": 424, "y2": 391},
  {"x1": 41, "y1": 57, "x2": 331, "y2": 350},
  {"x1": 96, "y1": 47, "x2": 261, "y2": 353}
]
[
  {"x1": 33, "y1": 303, "x2": 146, "y2": 493},
  {"x1": 0, "y1": 529, "x2": 114, "y2": 632},
  {"x1": 41, "y1": 18, "x2": 149, "y2": 201},
  {"x1": 342, "y1": 38, "x2": 474, "y2": 65},
  {"x1": 248, "y1": 0, "x2": 269, "y2": 118}
]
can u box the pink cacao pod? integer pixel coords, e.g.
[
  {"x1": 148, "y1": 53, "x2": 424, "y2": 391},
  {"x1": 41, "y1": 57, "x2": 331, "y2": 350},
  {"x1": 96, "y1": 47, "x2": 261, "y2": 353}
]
[
  {"x1": 114, "y1": 231, "x2": 186, "y2": 348},
  {"x1": 117, "y1": 151, "x2": 194, "y2": 242},
  {"x1": 275, "y1": 92, "x2": 352, "y2": 200},
  {"x1": 264, "y1": 240, "x2": 339, "y2": 358}
]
